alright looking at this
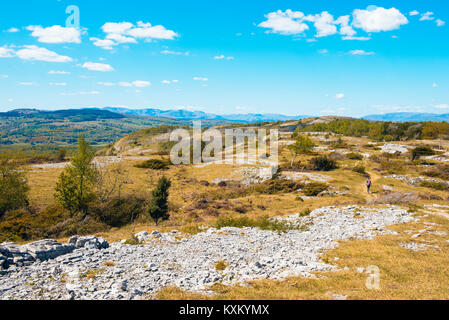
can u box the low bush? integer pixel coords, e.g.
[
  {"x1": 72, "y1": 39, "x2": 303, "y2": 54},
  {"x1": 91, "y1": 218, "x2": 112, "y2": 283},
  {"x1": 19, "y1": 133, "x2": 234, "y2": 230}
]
[
  {"x1": 420, "y1": 181, "x2": 448, "y2": 191},
  {"x1": 214, "y1": 215, "x2": 295, "y2": 233},
  {"x1": 347, "y1": 152, "x2": 363, "y2": 160},
  {"x1": 302, "y1": 182, "x2": 328, "y2": 196},
  {"x1": 253, "y1": 179, "x2": 304, "y2": 195},
  {"x1": 352, "y1": 164, "x2": 367, "y2": 175},
  {"x1": 90, "y1": 196, "x2": 146, "y2": 228},
  {"x1": 308, "y1": 156, "x2": 337, "y2": 171},
  {"x1": 135, "y1": 159, "x2": 170, "y2": 170},
  {"x1": 411, "y1": 146, "x2": 435, "y2": 161}
]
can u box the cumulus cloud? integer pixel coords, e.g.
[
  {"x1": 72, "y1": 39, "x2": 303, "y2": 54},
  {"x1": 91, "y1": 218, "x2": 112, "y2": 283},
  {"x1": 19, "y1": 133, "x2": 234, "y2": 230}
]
[
  {"x1": 0, "y1": 46, "x2": 15, "y2": 58},
  {"x1": 435, "y1": 104, "x2": 449, "y2": 109},
  {"x1": 349, "y1": 49, "x2": 375, "y2": 55},
  {"x1": 81, "y1": 62, "x2": 114, "y2": 72},
  {"x1": 409, "y1": 10, "x2": 419, "y2": 16},
  {"x1": 193, "y1": 77, "x2": 208, "y2": 81},
  {"x1": 318, "y1": 49, "x2": 328, "y2": 54},
  {"x1": 258, "y1": 9, "x2": 309, "y2": 35},
  {"x1": 90, "y1": 38, "x2": 117, "y2": 50},
  {"x1": 26, "y1": 25, "x2": 81, "y2": 43},
  {"x1": 259, "y1": 7, "x2": 410, "y2": 40},
  {"x1": 49, "y1": 82, "x2": 67, "y2": 86},
  {"x1": 336, "y1": 93, "x2": 345, "y2": 99},
  {"x1": 15, "y1": 45, "x2": 73, "y2": 62},
  {"x1": 352, "y1": 7, "x2": 408, "y2": 32},
  {"x1": 19, "y1": 82, "x2": 36, "y2": 86},
  {"x1": 93, "y1": 21, "x2": 178, "y2": 49},
  {"x1": 61, "y1": 91, "x2": 101, "y2": 96},
  {"x1": 304, "y1": 11, "x2": 338, "y2": 37}
]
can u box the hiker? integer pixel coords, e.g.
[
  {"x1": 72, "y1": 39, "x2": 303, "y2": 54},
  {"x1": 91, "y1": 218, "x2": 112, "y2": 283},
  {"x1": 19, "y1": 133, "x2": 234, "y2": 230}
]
[{"x1": 366, "y1": 179, "x2": 372, "y2": 194}]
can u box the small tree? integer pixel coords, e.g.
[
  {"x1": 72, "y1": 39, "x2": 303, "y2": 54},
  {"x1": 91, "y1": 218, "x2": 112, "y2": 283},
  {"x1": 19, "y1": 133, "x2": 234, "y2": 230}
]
[
  {"x1": 288, "y1": 135, "x2": 315, "y2": 167},
  {"x1": 148, "y1": 176, "x2": 171, "y2": 225},
  {"x1": 0, "y1": 152, "x2": 29, "y2": 218},
  {"x1": 55, "y1": 135, "x2": 98, "y2": 216},
  {"x1": 410, "y1": 146, "x2": 434, "y2": 161},
  {"x1": 56, "y1": 148, "x2": 67, "y2": 162}
]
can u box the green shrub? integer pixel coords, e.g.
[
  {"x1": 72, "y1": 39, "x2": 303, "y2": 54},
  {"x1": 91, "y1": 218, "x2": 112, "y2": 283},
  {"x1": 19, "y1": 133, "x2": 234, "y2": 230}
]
[
  {"x1": 308, "y1": 156, "x2": 337, "y2": 171},
  {"x1": 420, "y1": 181, "x2": 448, "y2": 191},
  {"x1": 90, "y1": 196, "x2": 146, "y2": 228},
  {"x1": 352, "y1": 164, "x2": 367, "y2": 175},
  {"x1": 135, "y1": 159, "x2": 170, "y2": 170},
  {"x1": 253, "y1": 179, "x2": 304, "y2": 194},
  {"x1": 347, "y1": 152, "x2": 363, "y2": 160},
  {"x1": 148, "y1": 176, "x2": 171, "y2": 225},
  {"x1": 411, "y1": 146, "x2": 435, "y2": 161},
  {"x1": 302, "y1": 182, "x2": 328, "y2": 196},
  {"x1": 214, "y1": 215, "x2": 295, "y2": 233}
]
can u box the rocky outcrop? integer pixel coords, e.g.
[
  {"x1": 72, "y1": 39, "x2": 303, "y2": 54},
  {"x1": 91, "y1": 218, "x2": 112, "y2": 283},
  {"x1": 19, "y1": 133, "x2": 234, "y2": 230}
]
[
  {"x1": 0, "y1": 206, "x2": 415, "y2": 300},
  {"x1": 0, "y1": 237, "x2": 108, "y2": 270}
]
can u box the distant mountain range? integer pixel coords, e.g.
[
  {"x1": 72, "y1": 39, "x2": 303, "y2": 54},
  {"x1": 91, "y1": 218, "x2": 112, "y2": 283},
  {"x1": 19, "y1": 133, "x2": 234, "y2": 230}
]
[
  {"x1": 101, "y1": 107, "x2": 307, "y2": 123},
  {"x1": 363, "y1": 112, "x2": 449, "y2": 122}
]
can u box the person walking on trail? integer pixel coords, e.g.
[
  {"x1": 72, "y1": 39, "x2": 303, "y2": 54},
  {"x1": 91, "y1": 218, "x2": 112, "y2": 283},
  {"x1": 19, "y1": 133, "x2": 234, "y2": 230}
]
[{"x1": 366, "y1": 179, "x2": 372, "y2": 194}]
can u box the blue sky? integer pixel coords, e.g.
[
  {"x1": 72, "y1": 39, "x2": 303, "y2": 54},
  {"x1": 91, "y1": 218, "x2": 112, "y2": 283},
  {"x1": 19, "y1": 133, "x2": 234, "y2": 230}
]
[{"x1": 0, "y1": 0, "x2": 448, "y2": 116}]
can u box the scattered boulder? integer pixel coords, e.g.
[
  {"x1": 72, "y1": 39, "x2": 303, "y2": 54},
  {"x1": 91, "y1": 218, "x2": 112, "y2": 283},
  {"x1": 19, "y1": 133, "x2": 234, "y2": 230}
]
[
  {"x1": 24, "y1": 239, "x2": 75, "y2": 261},
  {"x1": 68, "y1": 236, "x2": 109, "y2": 250}
]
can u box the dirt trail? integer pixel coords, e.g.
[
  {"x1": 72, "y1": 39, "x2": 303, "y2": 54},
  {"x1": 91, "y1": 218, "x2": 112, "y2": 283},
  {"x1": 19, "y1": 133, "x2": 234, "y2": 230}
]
[{"x1": 357, "y1": 170, "x2": 382, "y2": 201}]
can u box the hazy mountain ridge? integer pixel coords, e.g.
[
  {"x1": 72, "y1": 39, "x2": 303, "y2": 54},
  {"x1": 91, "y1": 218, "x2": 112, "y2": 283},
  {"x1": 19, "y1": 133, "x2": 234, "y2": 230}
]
[{"x1": 102, "y1": 107, "x2": 308, "y2": 122}]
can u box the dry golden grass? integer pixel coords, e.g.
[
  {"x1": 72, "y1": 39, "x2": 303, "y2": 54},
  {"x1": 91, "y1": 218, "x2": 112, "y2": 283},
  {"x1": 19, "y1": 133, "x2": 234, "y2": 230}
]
[
  {"x1": 157, "y1": 212, "x2": 449, "y2": 300},
  {"x1": 21, "y1": 133, "x2": 449, "y2": 300}
]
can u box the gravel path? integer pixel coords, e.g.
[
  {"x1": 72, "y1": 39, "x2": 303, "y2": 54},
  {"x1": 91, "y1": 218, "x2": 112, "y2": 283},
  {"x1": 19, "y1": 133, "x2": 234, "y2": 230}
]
[{"x1": 0, "y1": 205, "x2": 414, "y2": 300}]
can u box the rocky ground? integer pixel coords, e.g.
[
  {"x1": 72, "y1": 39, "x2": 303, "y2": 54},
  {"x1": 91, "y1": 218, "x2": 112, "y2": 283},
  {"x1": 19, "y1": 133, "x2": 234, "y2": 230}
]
[{"x1": 0, "y1": 205, "x2": 415, "y2": 300}]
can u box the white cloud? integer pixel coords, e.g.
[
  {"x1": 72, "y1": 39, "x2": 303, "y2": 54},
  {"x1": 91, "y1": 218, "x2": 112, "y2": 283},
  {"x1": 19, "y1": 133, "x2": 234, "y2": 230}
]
[
  {"x1": 0, "y1": 46, "x2": 15, "y2": 58},
  {"x1": 161, "y1": 80, "x2": 179, "y2": 84},
  {"x1": 110, "y1": 80, "x2": 151, "y2": 88},
  {"x1": 61, "y1": 91, "x2": 101, "y2": 96},
  {"x1": 318, "y1": 49, "x2": 328, "y2": 54},
  {"x1": 101, "y1": 22, "x2": 134, "y2": 34},
  {"x1": 420, "y1": 12, "x2": 435, "y2": 21},
  {"x1": 26, "y1": 25, "x2": 81, "y2": 43},
  {"x1": 352, "y1": 7, "x2": 408, "y2": 32},
  {"x1": 0, "y1": 74, "x2": 8, "y2": 78},
  {"x1": 258, "y1": 9, "x2": 309, "y2": 35},
  {"x1": 409, "y1": 11, "x2": 419, "y2": 16},
  {"x1": 349, "y1": 49, "x2": 375, "y2": 55},
  {"x1": 304, "y1": 11, "x2": 338, "y2": 37},
  {"x1": 5, "y1": 27, "x2": 19, "y2": 33},
  {"x1": 193, "y1": 77, "x2": 208, "y2": 81},
  {"x1": 335, "y1": 15, "x2": 357, "y2": 36},
  {"x1": 15, "y1": 45, "x2": 73, "y2": 62},
  {"x1": 90, "y1": 38, "x2": 117, "y2": 50},
  {"x1": 82, "y1": 62, "x2": 114, "y2": 72},
  {"x1": 105, "y1": 33, "x2": 137, "y2": 44},
  {"x1": 434, "y1": 104, "x2": 449, "y2": 109},
  {"x1": 436, "y1": 19, "x2": 445, "y2": 27},
  {"x1": 49, "y1": 82, "x2": 67, "y2": 86},
  {"x1": 48, "y1": 70, "x2": 70, "y2": 75},
  {"x1": 97, "y1": 82, "x2": 115, "y2": 86},
  {"x1": 94, "y1": 21, "x2": 178, "y2": 49},
  {"x1": 342, "y1": 36, "x2": 371, "y2": 41},
  {"x1": 132, "y1": 80, "x2": 151, "y2": 87},
  {"x1": 214, "y1": 54, "x2": 234, "y2": 60},
  {"x1": 127, "y1": 21, "x2": 178, "y2": 39},
  {"x1": 336, "y1": 93, "x2": 345, "y2": 99},
  {"x1": 161, "y1": 50, "x2": 189, "y2": 55},
  {"x1": 19, "y1": 82, "x2": 36, "y2": 86},
  {"x1": 432, "y1": 83, "x2": 438, "y2": 88}
]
